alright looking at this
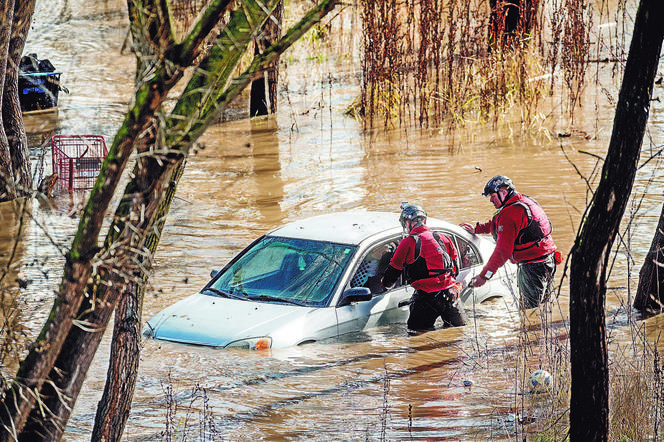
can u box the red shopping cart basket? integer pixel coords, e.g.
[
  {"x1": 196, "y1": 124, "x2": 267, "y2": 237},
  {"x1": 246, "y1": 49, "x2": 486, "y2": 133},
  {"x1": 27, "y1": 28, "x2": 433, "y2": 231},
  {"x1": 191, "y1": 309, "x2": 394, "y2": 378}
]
[{"x1": 51, "y1": 134, "x2": 108, "y2": 191}]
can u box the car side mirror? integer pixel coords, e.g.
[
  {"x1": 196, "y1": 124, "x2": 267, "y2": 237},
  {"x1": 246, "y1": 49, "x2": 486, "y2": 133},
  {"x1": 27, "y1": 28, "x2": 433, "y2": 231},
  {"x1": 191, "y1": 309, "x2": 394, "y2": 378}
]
[
  {"x1": 337, "y1": 287, "x2": 372, "y2": 307},
  {"x1": 210, "y1": 269, "x2": 218, "y2": 278}
]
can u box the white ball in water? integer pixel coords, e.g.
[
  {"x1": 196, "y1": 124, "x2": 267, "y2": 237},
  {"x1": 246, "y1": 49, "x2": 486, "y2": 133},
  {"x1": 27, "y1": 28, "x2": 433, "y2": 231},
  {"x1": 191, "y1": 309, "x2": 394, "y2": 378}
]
[{"x1": 528, "y1": 369, "x2": 552, "y2": 392}]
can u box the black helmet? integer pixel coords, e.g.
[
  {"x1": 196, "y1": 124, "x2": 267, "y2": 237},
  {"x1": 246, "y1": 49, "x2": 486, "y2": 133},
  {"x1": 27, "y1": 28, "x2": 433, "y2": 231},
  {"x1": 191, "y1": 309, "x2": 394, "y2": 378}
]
[
  {"x1": 482, "y1": 175, "x2": 515, "y2": 196},
  {"x1": 399, "y1": 202, "x2": 427, "y2": 230}
]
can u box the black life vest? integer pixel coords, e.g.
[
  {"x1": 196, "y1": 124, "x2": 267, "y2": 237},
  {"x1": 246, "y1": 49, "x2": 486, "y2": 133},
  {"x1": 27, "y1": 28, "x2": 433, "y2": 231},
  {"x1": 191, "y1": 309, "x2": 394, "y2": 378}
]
[{"x1": 405, "y1": 231, "x2": 456, "y2": 284}]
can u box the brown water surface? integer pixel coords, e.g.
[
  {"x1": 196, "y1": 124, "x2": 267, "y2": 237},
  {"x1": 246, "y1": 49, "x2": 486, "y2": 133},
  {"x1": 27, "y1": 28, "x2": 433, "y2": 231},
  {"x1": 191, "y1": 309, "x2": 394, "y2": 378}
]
[{"x1": 2, "y1": 0, "x2": 664, "y2": 440}]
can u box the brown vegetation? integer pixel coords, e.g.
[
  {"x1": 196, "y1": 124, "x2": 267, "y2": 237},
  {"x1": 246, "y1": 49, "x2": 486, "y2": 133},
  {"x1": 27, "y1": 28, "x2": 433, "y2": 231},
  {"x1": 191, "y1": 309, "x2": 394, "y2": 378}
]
[{"x1": 358, "y1": 0, "x2": 598, "y2": 130}]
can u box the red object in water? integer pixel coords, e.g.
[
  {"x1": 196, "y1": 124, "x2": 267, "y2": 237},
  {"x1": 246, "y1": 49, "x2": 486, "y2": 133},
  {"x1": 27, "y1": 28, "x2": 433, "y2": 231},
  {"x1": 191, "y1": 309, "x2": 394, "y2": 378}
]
[
  {"x1": 51, "y1": 134, "x2": 107, "y2": 191},
  {"x1": 554, "y1": 250, "x2": 563, "y2": 265}
]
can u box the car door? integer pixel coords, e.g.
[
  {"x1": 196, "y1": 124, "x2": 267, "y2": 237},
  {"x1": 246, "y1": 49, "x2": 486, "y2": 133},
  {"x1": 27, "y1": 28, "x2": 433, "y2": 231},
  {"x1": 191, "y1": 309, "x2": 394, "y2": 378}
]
[
  {"x1": 335, "y1": 237, "x2": 412, "y2": 335},
  {"x1": 443, "y1": 229, "x2": 519, "y2": 304},
  {"x1": 435, "y1": 230, "x2": 489, "y2": 304}
]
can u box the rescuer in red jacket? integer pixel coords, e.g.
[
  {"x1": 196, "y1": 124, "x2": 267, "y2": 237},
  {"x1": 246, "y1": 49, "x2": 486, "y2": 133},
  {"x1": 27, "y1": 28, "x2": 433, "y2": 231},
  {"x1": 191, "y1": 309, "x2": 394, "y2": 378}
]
[
  {"x1": 382, "y1": 203, "x2": 467, "y2": 334},
  {"x1": 460, "y1": 175, "x2": 559, "y2": 309}
]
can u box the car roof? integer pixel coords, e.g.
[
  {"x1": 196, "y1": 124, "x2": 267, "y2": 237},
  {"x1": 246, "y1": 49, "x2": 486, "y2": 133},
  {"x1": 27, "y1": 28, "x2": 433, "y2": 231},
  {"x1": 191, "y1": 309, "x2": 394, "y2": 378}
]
[{"x1": 267, "y1": 211, "x2": 462, "y2": 246}]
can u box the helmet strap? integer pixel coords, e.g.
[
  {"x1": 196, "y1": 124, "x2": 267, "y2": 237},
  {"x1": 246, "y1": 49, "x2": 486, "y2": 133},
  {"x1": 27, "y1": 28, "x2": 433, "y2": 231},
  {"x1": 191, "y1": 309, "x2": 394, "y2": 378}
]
[
  {"x1": 406, "y1": 220, "x2": 415, "y2": 232},
  {"x1": 497, "y1": 188, "x2": 513, "y2": 207},
  {"x1": 405, "y1": 219, "x2": 421, "y2": 232}
]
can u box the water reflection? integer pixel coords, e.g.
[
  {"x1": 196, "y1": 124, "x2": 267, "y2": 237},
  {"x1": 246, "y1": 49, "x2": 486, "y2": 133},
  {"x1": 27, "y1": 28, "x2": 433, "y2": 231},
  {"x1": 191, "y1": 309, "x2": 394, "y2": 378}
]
[
  {"x1": 0, "y1": 199, "x2": 32, "y2": 375},
  {"x1": 0, "y1": 199, "x2": 30, "y2": 285},
  {"x1": 250, "y1": 118, "x2": 285, "y2": 223}
]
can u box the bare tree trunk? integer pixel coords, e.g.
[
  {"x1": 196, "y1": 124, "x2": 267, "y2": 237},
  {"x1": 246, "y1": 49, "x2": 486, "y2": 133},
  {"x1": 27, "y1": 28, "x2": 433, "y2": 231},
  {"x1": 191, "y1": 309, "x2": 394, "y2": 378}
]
[
  {"x1": 4, "y1": 0, "x2": 35, "y2": 194},
  {"x1": 91, "y1": 281, "x2": 143, "y2": 441},
  {"x1": 568, "y1": 0, "x2": 664, "y2": 440},
  {"x1": 635, "y1": 204, "x2": 664, "y2": 312},
  {"x1": 18, "y1": 271, "x2": 126, "y2": 440},
  {"x1": 0, "y1": 0, "x2": 17, "y2": 202},
  {"x1": 250, "y1": 46, "x2": 269, "y2": 116},
  {"x1": 91, "y1": 159, "x2": 184, "y2": 442},
  {"x1": 267, "y1": 1, "x2": 282, "y2": 115}
]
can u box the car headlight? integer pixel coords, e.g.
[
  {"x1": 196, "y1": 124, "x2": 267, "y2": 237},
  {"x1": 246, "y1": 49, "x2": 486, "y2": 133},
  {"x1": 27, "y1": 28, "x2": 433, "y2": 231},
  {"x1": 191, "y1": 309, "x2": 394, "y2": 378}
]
[{"x1": 224, "y1": 337, "x2": 272, "y2": 351}]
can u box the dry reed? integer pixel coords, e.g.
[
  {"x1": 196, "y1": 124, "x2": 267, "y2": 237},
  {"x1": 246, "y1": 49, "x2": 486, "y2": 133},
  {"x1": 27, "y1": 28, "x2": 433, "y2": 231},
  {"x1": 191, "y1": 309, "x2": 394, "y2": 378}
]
[{"x1": 358, "y1": 0, "x2": 600, "y2": 131}]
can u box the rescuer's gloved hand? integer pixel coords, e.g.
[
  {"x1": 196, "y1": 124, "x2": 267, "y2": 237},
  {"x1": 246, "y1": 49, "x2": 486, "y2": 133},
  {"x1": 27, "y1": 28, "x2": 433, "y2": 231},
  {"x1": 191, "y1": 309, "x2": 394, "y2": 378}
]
[
  {"x1": 471, "y1": 274, "x2": 488, "y2": 288},
  {"x1": 459, "y1": 222, "x2": 476, "y2": 234}
]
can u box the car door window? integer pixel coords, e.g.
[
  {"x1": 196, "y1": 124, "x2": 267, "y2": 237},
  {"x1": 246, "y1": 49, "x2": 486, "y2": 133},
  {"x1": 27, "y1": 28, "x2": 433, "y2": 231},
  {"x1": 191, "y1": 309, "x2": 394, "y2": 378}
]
[
  {"x1": 431, "y1": 230, "x2": 482, "y2": 271},
  {"x1": 452, "y1": 235, "x2": 481, "y2": 270},
  {"x1": 350, "y1": 239, "x2": 400, "y2": 295}
]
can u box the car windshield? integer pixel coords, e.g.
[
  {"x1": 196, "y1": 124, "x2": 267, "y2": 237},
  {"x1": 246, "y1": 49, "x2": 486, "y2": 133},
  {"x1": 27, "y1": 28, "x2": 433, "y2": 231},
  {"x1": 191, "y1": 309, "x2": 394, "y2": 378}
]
[{"x1": 207, "y1": 236, "x2": 356, "y2": 307}]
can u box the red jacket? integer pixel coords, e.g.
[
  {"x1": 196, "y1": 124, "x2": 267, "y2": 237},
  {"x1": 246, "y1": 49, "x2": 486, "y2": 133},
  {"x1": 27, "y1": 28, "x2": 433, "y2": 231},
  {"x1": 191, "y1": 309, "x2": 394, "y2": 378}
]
[
  {"x1": 385, "y1": 225, "x2": 458, "y2": 292},
  {"x1": 475, "y1": 192, "x2": 557, "y2": 279}
]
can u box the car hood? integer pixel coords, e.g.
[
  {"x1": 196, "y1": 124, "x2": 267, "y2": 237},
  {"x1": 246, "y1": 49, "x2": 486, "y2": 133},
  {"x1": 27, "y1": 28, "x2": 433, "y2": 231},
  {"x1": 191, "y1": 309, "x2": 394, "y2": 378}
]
[{"x1": 144, "y1": 292, "x2": 321, "y2": 348}]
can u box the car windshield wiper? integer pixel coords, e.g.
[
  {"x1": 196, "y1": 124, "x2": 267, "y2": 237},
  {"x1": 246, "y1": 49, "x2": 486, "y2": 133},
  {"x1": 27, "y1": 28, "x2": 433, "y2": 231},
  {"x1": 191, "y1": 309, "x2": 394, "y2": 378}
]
[
  {"x1": 246, "y1": 294, "x2": 305, "y2": 306},
  {"x1": 203, "y1": 287, "x2": 246, "y2": 300}
]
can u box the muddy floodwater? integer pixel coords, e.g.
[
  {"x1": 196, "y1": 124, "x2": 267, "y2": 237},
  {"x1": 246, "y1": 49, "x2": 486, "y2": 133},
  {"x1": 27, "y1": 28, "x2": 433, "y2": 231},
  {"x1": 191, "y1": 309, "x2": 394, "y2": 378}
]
[{"x1": 2, "y1": 0, "x2": 664, "y2": 440}]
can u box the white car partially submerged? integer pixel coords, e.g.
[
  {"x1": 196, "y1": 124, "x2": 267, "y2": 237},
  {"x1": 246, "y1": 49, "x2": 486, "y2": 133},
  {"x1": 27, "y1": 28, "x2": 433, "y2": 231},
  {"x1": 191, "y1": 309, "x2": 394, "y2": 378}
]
[{"x1": 143, "y1": 211, "x2": 517, "y2": 349}]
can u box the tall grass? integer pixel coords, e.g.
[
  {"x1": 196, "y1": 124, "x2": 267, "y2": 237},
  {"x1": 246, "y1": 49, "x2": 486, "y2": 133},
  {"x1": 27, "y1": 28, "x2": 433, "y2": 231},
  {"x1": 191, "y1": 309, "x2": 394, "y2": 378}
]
[
  {"x1": 162, "y1": 373, "x2": 219, "y2": 441},
  {"x1": 495, "y1": 303, "x2": 664, "y2": 441},
  {"x1": 358, "y1": 0, "x2": 610, "y2": 131}
]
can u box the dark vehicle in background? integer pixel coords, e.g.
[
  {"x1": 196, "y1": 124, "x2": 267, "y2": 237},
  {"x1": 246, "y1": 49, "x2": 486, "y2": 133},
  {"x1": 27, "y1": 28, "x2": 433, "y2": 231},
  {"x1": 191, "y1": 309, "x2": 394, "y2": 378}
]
[
  {"x1": 19, "y1": 53, "x2": 66, "y2": 132},
  {"x1": 19, "y1": 53, "x2": 62, "y2": 112}
]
